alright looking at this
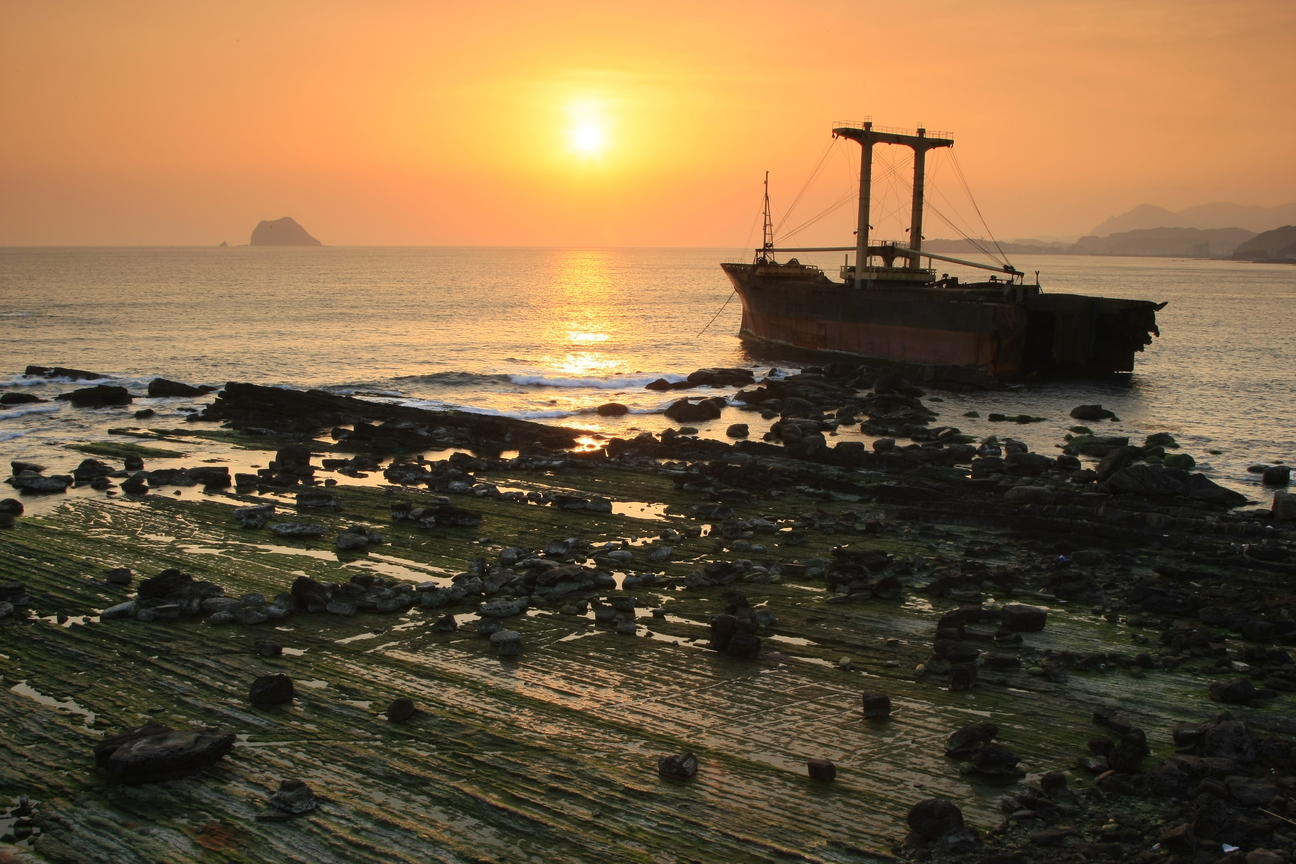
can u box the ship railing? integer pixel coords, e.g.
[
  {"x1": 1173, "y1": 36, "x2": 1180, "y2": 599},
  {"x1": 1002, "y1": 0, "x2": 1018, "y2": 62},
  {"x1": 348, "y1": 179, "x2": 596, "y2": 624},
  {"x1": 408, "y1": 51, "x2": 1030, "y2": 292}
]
[{"x1": 832, "y1": 120, "x2": 953, "y2": 139}]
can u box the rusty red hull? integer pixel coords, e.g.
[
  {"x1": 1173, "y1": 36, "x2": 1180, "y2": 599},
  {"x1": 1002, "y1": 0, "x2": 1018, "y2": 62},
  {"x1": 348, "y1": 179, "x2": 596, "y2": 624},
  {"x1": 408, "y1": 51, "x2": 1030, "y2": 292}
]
[{"x1": 720, "y1": 262, "x2": 1161, "y2": 377}]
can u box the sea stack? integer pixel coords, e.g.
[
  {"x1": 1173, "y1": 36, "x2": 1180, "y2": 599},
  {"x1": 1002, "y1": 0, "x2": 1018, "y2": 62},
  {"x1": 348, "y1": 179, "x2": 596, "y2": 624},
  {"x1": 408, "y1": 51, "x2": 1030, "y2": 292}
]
[{"x1": 250, "y1": 217, "x2": 322, "y2": 246}]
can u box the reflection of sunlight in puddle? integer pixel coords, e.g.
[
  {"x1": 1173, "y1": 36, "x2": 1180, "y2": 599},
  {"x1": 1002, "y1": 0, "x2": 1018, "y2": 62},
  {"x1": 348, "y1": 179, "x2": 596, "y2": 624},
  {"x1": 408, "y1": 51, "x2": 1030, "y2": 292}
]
[
  {"x1": 556, "y1": 628, "x2": 601, "y2": 643},
  {"x1": 612, "y1": 501, "x2": 669, "y2": 521},
  {"x1": 10, "y1": 681, "x2": 96, "y2": 727},
  {"x1": 336, "y1": 632, "x2": 381, "y2": 644},
  {"x1": 282, "y1": 647, "x2": 307, "y2": 656},
  {"x1": 342, "y1": 700, "x2": 373, "y2": 709},
  {"x1": 767, "y1": 634, "x2": 816, "y2": 648},
  {"x1": 298, "y1": 679, "x2": 329, "y2": 689}
]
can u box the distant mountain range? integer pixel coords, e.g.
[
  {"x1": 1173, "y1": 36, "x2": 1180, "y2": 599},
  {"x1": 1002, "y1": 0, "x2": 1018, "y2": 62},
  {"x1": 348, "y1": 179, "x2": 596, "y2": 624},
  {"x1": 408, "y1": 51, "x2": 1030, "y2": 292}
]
[
  {"x1": 1089, "y1": 202, "x2": 1296, "y2": 236},
  {"x1": 926, "y1": 226, "x2": 1257, "y2": 258},
  {"x1": 1233, "y1": 225, "x2": 1296, "y2": 260},
  {"x1": 923, "y1": 200, "x2": 1296, "y2": 260}
]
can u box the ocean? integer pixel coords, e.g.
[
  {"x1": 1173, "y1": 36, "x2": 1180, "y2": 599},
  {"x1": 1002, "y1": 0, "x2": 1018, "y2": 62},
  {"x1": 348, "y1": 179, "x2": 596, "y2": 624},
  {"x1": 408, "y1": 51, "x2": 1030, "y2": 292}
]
[{"x1": 1, "y1": 246, "x2": 1293, "y2": 502}]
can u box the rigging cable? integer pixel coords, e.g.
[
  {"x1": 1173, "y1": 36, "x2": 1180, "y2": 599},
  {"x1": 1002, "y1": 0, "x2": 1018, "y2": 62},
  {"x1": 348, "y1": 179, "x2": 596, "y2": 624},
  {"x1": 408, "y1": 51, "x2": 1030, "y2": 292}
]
[
  {"x1": 697, "y1": 289, "x2": 736, "y2": 337},
  {"x1": 771, "y1": 139, "x2": 837, "y2": 237},
  {"x1": 950, "y1": 149, "x2": 1009, "y2": 264}
]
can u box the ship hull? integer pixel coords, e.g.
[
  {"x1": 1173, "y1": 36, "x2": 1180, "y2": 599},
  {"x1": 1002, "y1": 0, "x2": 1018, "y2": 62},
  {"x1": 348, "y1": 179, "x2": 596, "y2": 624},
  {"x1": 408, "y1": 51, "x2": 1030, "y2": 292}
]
[{"x1": 721, "y1": 262, "x2": 1160, "y2": 377}]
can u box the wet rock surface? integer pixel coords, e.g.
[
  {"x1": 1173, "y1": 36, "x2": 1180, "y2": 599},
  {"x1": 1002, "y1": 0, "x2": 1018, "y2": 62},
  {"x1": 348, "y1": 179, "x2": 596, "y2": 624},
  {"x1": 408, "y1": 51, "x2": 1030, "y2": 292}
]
[{"x1": 0, "y1": 370, "x2": 1294, "y2": 863}]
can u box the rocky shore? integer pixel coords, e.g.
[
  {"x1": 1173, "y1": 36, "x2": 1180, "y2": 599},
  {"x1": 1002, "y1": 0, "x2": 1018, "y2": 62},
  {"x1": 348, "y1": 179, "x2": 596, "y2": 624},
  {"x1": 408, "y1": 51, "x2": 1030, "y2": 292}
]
[{"x1": 0, "y1": 365, "x2": 1293, "y2": 864}]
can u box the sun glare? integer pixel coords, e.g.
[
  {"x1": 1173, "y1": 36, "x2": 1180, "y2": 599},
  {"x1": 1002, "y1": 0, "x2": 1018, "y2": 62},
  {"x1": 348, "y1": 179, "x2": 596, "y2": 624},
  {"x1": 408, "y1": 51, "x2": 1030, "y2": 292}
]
[
  {"x1": 570, "y1": 121, "x2": 605, "y2": 157},
  {"x1": 563, "y1": 97, "x2": 612, "y2": 160}
]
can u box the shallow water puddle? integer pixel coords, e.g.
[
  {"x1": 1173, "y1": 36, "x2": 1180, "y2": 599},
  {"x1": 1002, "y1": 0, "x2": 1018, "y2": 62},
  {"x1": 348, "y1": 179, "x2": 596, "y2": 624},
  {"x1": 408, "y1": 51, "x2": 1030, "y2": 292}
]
[{"x1": 9, "y1": 680, "x2": 96, "y2": 727}]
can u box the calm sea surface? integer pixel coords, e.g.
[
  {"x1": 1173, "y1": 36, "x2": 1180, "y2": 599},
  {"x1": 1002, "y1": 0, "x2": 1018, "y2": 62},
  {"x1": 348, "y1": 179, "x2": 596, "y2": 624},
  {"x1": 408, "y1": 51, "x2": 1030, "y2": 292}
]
[{"x1": 0, "y1": 247, "x2": 1292, "y2": 500}]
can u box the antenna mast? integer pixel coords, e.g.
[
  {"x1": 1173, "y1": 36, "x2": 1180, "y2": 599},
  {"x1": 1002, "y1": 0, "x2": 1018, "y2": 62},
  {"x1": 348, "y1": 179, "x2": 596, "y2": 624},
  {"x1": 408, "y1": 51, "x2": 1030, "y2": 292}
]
[{"x1": 760, "y1": 171, "x2": 775, "y2": 262}]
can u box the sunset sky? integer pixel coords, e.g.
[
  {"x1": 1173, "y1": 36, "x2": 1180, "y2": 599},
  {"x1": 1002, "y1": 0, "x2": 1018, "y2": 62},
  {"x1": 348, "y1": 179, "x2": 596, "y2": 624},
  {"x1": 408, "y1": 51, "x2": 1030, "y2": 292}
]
[{"x1": 2, "y1": 0, "x2": 1293, "y2": 247}]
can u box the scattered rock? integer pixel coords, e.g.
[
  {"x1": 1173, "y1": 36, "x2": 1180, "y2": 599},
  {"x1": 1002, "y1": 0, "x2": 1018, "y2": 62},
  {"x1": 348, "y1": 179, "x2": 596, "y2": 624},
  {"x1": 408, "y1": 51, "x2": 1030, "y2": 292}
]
[
  {"x1": 268, "y1": 779, "x2": 317, "y2": 814},
  {"x1": 490, "y1": 629, "x2": 522, "y2": 656},
  {"x1": 1000, "y1": 604, "x2": 1047, "y2": 632},
  {"x1": 862, "y1": 691, "x2": 891, "y2": 720},
  {"x1": 806, "y1": 758, "x2": 836, "y2": 781},
  {"x1": 387, "y1": 698, "x2": 416, "y2": 723},
  {"x1": 657, "y1": 752, "x2": 698, "y2": 779},
  {"x1": 96, "y1": 724, "x2": 236, "y2": 782},
  {"x1": 907, "y1": 798, "x2": 966, "y2": 842},
  {"x1": 249, "y1": 674, "x2": 294, "y2": 706},
  {"x1": 255, "y1": 640, "x2": 282, "y2": 658},
  {"x1": 1070, "y1": 404, "x2": 1115, "y2": 421}
]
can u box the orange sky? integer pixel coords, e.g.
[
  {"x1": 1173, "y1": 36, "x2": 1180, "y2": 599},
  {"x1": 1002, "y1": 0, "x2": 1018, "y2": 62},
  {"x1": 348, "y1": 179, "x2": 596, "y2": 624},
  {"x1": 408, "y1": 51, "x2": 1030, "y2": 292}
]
[{"x1": 2, "y1": 0, "x2": 1294, "y2": 246}]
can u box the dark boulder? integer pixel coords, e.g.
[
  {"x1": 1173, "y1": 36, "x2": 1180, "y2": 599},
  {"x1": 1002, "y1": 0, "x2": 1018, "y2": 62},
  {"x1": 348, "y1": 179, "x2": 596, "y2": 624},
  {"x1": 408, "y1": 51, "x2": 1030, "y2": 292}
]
[
  {"x1": 969, "y1": 742, "x2": 1020, "y2": 776},
  {"x1": 1096, "y1": 446, "x2": 1142, "y2": 481},
  {"x1": 861, "y1": 691, "x2": 891, "y2": 720},
  {"x1": 1070, "y1": 404, "x2": 1115, "y2": 421},
  {"x1": 291, "y1": 576, "x2": 331, "y2": 612},
  {"x1": 949, "y1": 664, "x2": 978, "y2": 691},
  {"x1": 596, "y1": 402, "x2": 629, "y2": 416},
  {"x1": 249, "y1": 674, "x2": 294, "y2": 706},
  {"x1": 1000, "y1": 604, "x2": 1047, "y2": 632},
  {"x1": 148, "y1": 378, "x2": 216, "y2": 398},
  {"x1": 0, "y1": 392, "x2": 41, "y2": 405},
  {"x1": 1107, "y1": 464, "x2": 1187, "y2": 497},
  {"x1": 269, "y1": 779, "x2": 318, "y2": 814},
  {"x1": 726, "y1": 631, "x2": 761, "y2": 660},
  {"x1": 934, "y1": 640, "x2": 980, "y2": 664},
  {"x1": 664, "y1": 398, "x2": 723, "y2": 423},
  {"x1": 1108, "y1": 729, "x2": 1150, "y2": 773},
  {"x1": 806, "y1": 758, "x2": 836, "y2": 781},
  {"x1": 1263, "y1": 465, "x2": 1291, "y2": 486},
  {"x1": 1185, "y1": 473, "x2": 1247, "y2": 507},
  {"x1": 387, "y1": 697, "x2": 416, "y2": 723},
  {"x1": 946, "y1": 723, "x2": 998, "y2": 757},
  {"x1": 137, "y1": 568, "x2": 193, "y2": 601},
  {"x1": 658, "y1": 752, "x2": 698, "y2": 779},
  {"x1": 56, "y1": 385, "x2": 132, "y2": 408},
  {"x1": 907, "y1": 798, "x2": 965, "y2": 842},
  {"x1": 0, "y1": 499, "x2": 23, "y2": 515},
  {"x1": 1209, "y1": 678, "x2": 1257, "y2": 705},
  {"x1": 96, "y1": 724, "x2": 236, "y2": 782},
  {"x1": 25, "y1": 365, "x2": 103, "y2": 380},
  {"x1": 255, "y1": 640, "x2": 283, "y2": 658}
]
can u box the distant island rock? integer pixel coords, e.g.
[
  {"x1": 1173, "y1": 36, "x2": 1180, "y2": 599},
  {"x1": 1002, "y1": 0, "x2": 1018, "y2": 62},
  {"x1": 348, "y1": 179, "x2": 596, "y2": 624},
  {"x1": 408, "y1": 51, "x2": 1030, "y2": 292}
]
[
  {"x1": 250, "y1": 217, "x2": 322, "y2": 247},
  {"x1": 1232, "y1": 225, "x2": 1296, "y2": 261}
]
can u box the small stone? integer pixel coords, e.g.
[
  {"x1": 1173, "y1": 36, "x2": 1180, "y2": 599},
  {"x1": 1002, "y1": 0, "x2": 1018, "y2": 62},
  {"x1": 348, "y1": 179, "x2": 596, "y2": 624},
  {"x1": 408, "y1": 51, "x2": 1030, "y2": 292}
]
[
  {"x1": 106, "y1": 567, "x2": 132, "y2": 586},
  {"x1": 432, "y1": 614, "x2": 458, "y2": 633},
  {"x1": 806, "y1": 758, "x2": 836, "y2": 781},
  {"x1": 1000, "y1": 604, "x2": 1047, "y2": 632},
  {"x1": 249, "y1": 674, "x2": 293, "y2": 706},
  {"x1": 862, "y1": 691, "x2": 891, "y2": 720},
  {"x1": 269, "y1": 779, "x2": 317, "y2": 815},
  {"x1": 946, "y1": 723, "x2": 998, "y2": 756},
  {"x1": 386, "y1": 697, "x2": 416, "y2": 723},
  {"x1": 490, "y1": 628, "x2": 522, "y2": 656},
  {"x1": 907, "y1": 798, "x2": 964, "y2": 842},
  {"x1": 657, "y1": 752, "x2": 698, "y2": 779},
  {"x1": 255, "y1": 640, "x2": 282, "y2": 658}
]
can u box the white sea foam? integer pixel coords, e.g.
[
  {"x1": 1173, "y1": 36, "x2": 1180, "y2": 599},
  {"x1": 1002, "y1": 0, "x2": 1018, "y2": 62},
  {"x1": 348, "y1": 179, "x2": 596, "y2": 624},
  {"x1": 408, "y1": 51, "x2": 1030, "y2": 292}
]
[
  {"x1": 0, "y1": 431, "x2": 25, "y2": 442},
  {"x1": 0, "y1": 404, "x2": 63, "y2": 420},
  {"x1": 507, "y1": 373, "x2": 688, "y2": 389}
]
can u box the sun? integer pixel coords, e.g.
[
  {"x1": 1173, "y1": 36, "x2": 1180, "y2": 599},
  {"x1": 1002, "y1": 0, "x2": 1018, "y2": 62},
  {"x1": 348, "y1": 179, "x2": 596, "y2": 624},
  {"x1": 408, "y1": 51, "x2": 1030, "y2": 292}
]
[{"x1": 569, "y1": 120, "x2": 605, "y2": 157}]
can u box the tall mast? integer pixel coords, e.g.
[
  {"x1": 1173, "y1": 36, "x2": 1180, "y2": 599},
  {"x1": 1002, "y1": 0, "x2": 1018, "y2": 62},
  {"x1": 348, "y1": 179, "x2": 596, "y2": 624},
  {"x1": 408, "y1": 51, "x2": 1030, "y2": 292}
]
[
  {"x1": 853, "y1": 122, "x2": 873, "y2": 290},
  {"x1": 761, "y1": 171, "x2": 774, "y2": 261},
  {"x1": 832, "y1": 121, "x2": 954, "y2": 285},
  {"x1": 909, "y1": 127, "x2": 928, "y2": 267}
]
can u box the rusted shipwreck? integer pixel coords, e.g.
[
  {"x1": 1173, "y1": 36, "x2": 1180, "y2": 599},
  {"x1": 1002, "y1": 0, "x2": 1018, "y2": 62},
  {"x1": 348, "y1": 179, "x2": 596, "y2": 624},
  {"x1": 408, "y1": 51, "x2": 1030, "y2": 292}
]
[{"x1": 721, "y1": 122, "x2": 1164, "y2": 377}]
